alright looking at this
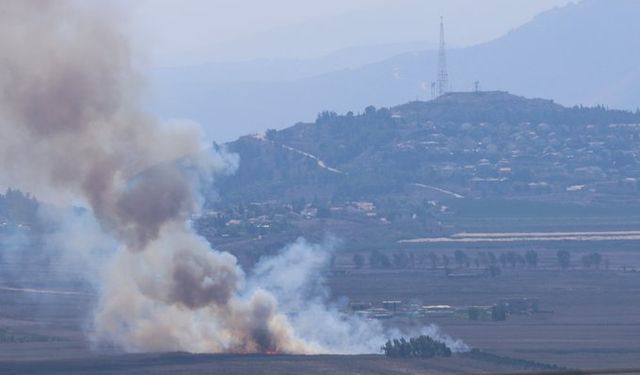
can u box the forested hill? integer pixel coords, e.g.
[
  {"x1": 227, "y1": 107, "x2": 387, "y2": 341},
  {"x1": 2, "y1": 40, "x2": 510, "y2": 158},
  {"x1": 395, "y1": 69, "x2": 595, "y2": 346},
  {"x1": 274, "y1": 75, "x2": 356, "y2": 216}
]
[{"x1": 214, "y1": 91, "x2": 640, "y2": 205}]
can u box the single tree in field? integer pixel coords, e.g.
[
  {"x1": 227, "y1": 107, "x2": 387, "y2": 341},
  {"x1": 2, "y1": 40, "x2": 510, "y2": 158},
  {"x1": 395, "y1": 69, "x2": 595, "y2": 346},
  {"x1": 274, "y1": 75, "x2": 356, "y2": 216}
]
[
  {"x1": 491, "y1": 304, "x2": 508, "y2": 321},
  {"x1": 489, "y1": 264, "x2": 501, "y2": 278},
  {"x1": 499, "y1": 253, "x2": 508, "y2": 268},
  {"x1": 502, "y1": 252, "x2": 518, "y2": 268},
  {"x1": 369, "y1": 250, "x2": 391, "y2": 269},
  {"x1": 454, "y1": 250, "x2": 467, "y2": 268},
  {"x1": 468, "y1": 307, "x2": 482, "y2": 321},
  {"x1": 525, "y1": 250, "x2": 538, "y2": 268},
  {"x1": 488, "y1": 252, "x2": 498, "y2": 266},
  {"x1": 557, "y1": 250, "x2": 571, "y2": 270},
  {"x1": 428, "y1": 252, "x2": 439, "y2": 269},
  {"x1": 442, "y1": 254, "x2": 450, "y2": 268},
  {"x1": 393, "y1": 252, "x2": 410, "y2": 269},
  {"x1": 478, "y1": 251, "x2": 489, "y2": 267},
  {"x1": 581, "y1": 252, "x2": 603, "y2": 269},
  {"x1": 353, "y1": 253, "x2": 365, "y2": 269}
]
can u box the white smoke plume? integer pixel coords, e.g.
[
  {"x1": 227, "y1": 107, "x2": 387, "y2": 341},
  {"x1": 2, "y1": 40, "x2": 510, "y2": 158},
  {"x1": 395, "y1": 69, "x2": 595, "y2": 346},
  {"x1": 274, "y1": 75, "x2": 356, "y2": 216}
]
[
  {"x1": 249, "y1": 239, "x2": 468, "y2": 354},
  {"x1": 0, "y1": 0, "x2": 466, "y2": 355}
]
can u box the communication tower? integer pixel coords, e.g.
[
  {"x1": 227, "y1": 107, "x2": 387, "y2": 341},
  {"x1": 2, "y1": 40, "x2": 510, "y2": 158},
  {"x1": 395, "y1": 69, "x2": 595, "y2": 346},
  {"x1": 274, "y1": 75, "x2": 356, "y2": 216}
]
[{"x1": 437, "y1": 16, "x2": 449, "y2": 96}]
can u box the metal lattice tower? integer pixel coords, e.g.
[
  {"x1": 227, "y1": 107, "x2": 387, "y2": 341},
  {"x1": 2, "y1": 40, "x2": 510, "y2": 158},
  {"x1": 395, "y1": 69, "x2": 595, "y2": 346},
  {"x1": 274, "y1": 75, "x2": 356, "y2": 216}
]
[{"x1": 437, "y1": 16, "x2": 449, "y2": 96}]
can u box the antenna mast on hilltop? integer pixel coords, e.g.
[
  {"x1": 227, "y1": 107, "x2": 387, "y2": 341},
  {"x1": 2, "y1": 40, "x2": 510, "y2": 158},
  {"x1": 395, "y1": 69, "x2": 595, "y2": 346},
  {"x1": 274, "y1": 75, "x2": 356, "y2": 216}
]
[{"x1": 437, "y1": 16, "x2": 449, "y2": 96}]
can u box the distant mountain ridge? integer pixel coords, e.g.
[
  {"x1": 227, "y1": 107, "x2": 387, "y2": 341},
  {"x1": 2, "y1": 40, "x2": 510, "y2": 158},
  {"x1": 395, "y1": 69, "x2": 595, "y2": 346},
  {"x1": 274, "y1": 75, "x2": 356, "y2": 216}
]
[{"x1": 151, "y1": 0, "x2": 640, "y2": 141}]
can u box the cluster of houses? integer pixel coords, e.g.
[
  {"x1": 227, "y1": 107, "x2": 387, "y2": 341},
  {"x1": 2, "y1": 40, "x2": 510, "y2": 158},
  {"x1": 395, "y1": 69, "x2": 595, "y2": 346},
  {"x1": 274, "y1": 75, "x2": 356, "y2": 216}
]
[
  {"x1": 395, "y1": 120, "x2": 640, "y2": 197},
  {"x1": 195, "y1": 200, "x2": 384, "y2": 239},
  {"x1": 198, "y1": 119, "x2": 640, "y2": 242}
]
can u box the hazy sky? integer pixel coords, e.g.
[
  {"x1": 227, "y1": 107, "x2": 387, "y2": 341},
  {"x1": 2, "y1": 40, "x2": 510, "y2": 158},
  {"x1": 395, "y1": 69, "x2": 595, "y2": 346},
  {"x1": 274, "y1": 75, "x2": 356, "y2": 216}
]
[{"x1": 126, "y1": 0, "x2": 576, "y2": 67}]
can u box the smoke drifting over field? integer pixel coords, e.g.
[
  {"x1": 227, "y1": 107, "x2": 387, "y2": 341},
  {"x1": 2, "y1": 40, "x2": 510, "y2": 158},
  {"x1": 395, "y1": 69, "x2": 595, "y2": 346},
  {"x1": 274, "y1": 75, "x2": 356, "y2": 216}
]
[
  {"x1": 0, "y1": 0, "x2": 464, "y2": 354},
  {"x1": 249, "y1": 239, "x2": 468, "y2": 354},
  {"x1": 0, "y1": 0, "x2": 308, "y2": 354}
]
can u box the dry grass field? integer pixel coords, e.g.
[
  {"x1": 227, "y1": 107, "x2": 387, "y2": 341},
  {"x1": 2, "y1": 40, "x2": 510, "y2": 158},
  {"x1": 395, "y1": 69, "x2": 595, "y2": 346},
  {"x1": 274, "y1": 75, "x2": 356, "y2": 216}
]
[
  {"x1": 0, "y1": 242, "x2": 639, "y2": 374},
  {"x1": 330, "y1": 268, "x2": 640, "y2": 369}
]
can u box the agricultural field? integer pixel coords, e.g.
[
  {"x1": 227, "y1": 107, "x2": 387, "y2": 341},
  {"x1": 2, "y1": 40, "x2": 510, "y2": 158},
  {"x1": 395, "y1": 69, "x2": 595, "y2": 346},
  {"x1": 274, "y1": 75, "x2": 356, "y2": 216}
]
[{"x1": 1, "y1": 233, "x2": 639, "y2": 373}]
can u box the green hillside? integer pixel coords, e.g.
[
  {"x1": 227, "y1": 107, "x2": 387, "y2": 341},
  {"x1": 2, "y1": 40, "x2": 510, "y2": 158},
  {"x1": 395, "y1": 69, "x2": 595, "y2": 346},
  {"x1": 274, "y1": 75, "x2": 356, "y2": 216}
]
[{"x1": 215, "y1": 91, "x2": 640, "y2": 205}]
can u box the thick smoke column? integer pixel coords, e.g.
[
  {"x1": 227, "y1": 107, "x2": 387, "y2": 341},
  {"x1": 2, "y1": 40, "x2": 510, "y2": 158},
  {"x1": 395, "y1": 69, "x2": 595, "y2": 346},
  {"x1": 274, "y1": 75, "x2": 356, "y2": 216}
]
[
  {"x1": 0, "y1": 0, "x2": 310, "y2": 354},
  {"x1": 0, "y1": 1, "x2": 466, "y2": 355}
]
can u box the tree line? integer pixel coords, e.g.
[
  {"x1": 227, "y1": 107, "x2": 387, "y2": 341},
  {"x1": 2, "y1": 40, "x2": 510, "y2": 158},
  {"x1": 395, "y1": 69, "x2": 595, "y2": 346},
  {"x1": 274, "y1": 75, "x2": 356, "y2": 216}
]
[{"x1": 353, "y1": 249, "x2": 607, "y2": 272}]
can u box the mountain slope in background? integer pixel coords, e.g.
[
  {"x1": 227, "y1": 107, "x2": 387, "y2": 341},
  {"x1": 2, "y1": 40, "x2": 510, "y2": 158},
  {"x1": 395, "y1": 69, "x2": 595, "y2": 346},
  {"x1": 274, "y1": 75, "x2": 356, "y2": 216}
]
[
  {"x1": 214, "y1": 91, "x2": 640, "y2": 206},
  {"x1": 150, "y1": 0, "x2": 640, "y2": 141}
]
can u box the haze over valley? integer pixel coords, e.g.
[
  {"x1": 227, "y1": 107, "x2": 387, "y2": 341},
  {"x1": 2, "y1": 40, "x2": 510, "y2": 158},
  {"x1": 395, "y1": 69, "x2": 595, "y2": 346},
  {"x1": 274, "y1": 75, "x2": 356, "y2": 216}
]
[
  {"x1": 1, "y1": 1, "x2": 640, "y2": 374},
  {"x1": 149, "y1": 0, "x2": 640, "y2": 141}
]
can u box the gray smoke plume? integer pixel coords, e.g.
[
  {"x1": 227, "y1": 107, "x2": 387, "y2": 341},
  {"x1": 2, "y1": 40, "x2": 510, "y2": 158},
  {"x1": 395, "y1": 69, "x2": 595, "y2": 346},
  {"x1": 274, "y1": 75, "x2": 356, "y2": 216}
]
[
  {"x1": 0, "y1": 0, "x2": 312, "y2": 354},
  {"x1": 0, "y1": 0, "x2": 466, "y2": 355}
]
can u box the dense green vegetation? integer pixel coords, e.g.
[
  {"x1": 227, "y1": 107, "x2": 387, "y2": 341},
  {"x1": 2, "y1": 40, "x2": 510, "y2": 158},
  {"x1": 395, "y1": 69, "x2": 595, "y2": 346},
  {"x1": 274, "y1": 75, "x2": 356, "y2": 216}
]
[
  {"x1": 381, "y1": 335, "x2": 452, "y2": 358},
  {"x1": 0, "y1": 189, "x2": 39, "y2": 226},
  {"x1": 198, "y1": 93, "x2": 640, "y2": 254},
  {"x1": 216, "y1": 91, "x2": 640, "y2": 207}
]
